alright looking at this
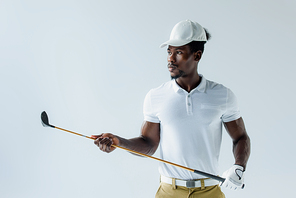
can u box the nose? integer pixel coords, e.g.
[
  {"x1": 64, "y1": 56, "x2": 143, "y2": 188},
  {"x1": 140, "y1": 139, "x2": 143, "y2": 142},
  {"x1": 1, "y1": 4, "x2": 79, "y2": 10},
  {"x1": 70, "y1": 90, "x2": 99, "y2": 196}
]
[{"x1": 168, "y1": 53, "x2": 176, "y2": 63}]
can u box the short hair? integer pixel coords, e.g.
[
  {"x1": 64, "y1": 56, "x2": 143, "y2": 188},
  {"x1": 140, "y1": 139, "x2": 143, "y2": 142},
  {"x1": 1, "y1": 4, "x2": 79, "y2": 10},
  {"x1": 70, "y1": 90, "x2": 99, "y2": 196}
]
[{"x1": 188, "y1": 28, "x2": 211, "y2": 53}]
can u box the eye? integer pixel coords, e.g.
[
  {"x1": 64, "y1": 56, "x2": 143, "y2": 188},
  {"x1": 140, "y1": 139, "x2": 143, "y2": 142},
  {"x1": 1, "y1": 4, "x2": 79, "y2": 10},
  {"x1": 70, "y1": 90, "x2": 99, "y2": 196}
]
[
  {"x1": 176, "y1": 51, "x2": 182, "y2": 54},
  {"x1": 167, "y1": 51, "x2": 172, "y2": 55}
]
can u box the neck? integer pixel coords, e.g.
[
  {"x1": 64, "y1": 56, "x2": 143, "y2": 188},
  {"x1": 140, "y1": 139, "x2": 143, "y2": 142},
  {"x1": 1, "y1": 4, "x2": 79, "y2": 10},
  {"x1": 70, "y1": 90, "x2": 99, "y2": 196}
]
[{"x1": 176, "y1": 72, "x2": 201, "y2": 93}]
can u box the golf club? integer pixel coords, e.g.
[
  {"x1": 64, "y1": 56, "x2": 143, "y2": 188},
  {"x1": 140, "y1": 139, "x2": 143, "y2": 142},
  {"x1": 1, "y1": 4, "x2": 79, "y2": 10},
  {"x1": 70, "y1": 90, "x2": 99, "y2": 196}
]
[{"x1": 41, "y1": 111, "x2": 244, "y2": 188}]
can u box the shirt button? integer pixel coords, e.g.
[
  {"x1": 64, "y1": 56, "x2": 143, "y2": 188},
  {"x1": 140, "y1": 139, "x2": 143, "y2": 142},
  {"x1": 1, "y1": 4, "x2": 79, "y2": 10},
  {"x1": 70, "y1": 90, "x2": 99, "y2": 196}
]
[
  {"x1": 188, "y1": 95, "x2": 190, "y2": 98},
  {"x1": 188, "y1": 103, "x2": 191, "y2": 106}
]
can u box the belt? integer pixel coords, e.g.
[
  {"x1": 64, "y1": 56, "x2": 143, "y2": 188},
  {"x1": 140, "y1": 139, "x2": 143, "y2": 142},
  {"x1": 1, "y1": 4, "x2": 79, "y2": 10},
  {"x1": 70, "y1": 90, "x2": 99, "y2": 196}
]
[{"x1": 161, "y1": 175, "x2": 219, "y2": 188}]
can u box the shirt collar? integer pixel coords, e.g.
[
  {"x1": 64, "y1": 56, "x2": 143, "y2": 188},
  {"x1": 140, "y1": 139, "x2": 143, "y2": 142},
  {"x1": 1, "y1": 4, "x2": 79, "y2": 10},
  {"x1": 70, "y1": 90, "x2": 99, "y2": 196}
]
[{"x1": 172, "y1": 74, "x2": 207, "y2": 93}]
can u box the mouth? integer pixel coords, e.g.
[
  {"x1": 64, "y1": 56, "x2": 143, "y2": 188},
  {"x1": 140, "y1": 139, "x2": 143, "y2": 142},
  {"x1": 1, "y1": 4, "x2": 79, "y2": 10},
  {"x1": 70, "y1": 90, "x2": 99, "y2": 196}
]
[{"x1": 168, "y1": 64, "x2": 177, "y2": 72}]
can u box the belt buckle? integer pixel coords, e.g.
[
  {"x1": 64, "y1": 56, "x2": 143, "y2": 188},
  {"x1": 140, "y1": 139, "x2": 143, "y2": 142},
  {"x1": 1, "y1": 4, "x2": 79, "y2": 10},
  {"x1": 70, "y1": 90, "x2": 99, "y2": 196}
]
[{"x1": 186, "y1": 180, "x2": 195, "y2": 188}]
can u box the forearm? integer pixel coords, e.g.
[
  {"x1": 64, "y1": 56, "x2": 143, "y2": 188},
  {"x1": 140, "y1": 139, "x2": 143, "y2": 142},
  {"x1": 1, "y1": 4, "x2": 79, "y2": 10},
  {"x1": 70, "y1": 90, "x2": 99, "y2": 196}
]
[
  {"x1": 117, "y1": 135, "x2": 158, "y2": 156},
  {"x1": 94, "y1": 121, "x2": 160, "y2": 155},
  {"x1": 233, "y1": 134, "x2": 251, "y2": 170}
]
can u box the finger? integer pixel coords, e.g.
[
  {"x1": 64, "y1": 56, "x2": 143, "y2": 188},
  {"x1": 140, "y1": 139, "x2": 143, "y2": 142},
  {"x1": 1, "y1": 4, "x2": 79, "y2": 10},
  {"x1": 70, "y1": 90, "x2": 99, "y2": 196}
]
[
  {"x1": 100, "y1": 137, "x2": 112, "y2": 145},
  {"x1": 106, "y1": 139, "x2": 113, "y2": 147},
  {"x1": 94, "y1": 136, "x2": 103, "y2": 146},
  {"x1": 99, "y1": 138, "x2": 113, "y2": 152},
  {"x1": 222, "y1": 180, "x2": 229, "y2": 188}
]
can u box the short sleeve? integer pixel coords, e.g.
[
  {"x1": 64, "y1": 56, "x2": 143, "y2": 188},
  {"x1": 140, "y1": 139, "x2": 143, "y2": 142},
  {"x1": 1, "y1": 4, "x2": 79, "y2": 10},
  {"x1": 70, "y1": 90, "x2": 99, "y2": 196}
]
[
  {"x1": 221, "y1": 89, "x2": 241, "y2": 122},
  {"x1": 143, "y1": 90, "x2": 160, "y2": 123}
]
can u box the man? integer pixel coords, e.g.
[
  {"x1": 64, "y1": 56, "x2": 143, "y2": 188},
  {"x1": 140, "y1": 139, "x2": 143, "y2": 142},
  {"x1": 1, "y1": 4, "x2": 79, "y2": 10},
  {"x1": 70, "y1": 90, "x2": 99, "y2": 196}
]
[{"x1": 91, "y1": 19, "x2": 250, "y2": 198}]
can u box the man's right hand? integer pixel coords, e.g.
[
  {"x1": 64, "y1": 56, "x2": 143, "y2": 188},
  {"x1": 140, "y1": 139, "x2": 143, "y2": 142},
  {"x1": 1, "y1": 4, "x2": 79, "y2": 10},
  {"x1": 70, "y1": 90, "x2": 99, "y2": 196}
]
[{"x1": 91, "y1": 133, "x2": 120, "y2": 153}]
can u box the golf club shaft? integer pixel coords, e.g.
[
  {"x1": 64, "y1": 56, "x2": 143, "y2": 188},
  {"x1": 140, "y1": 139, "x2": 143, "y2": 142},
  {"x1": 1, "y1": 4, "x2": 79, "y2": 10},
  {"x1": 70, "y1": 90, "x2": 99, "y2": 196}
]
[
  {"x1": 55, "y1": 126, "x2": 94, "y2": 140},
  {"x1": 53, "y1": 125, "x2": 225, "y2": 182}
]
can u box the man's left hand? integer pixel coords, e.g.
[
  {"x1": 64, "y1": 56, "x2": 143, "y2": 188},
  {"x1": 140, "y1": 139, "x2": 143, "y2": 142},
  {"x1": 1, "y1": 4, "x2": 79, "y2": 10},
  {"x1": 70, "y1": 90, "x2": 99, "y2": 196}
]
[{"x1": 220, "y1": 165, "x2": 245, "y2": 190}]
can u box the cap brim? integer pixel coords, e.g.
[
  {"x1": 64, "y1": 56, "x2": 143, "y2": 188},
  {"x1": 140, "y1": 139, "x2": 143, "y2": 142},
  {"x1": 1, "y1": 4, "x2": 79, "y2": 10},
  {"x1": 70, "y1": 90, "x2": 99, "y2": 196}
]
[{"x1": 159, "y1": 39, "x2": 192, "y2": 48}]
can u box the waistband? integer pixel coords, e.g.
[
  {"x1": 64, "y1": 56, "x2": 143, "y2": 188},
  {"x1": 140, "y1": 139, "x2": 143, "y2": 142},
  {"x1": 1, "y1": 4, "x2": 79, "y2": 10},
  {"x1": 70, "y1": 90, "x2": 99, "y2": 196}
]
[{"x1": 160, "y1": 175, "x2": 219, "y2": 188}]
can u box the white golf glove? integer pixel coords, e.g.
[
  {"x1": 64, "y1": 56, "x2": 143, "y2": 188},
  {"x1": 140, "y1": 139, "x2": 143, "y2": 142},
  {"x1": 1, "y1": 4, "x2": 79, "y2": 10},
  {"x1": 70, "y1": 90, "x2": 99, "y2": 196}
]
[{"x1": 220, "y1": 165, "x2": 245, "y2": 190}]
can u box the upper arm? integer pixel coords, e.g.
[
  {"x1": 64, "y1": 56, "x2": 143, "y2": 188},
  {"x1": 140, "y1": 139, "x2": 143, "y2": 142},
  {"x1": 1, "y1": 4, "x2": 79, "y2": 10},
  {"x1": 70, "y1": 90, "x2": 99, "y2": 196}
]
[
  {"x1": 223, "y1": 117, "x2": 248, "y2": 143},
  {"x1": 141, "y1": 121, "x2": 160, "y2": 151}
]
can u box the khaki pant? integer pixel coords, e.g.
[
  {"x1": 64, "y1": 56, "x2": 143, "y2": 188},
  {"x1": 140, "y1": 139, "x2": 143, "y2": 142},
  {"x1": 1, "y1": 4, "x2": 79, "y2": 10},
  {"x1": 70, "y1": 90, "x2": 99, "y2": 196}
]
[{"x1": 155, "y1": 182, "x2": 225, "y2": 198}]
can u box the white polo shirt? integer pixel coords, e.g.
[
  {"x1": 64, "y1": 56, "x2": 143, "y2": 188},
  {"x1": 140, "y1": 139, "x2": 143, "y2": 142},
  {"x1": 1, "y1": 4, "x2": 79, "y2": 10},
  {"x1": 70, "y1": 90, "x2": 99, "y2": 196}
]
[{"x1": 143, "y1": 75, "x2": 241, "y2": 180}]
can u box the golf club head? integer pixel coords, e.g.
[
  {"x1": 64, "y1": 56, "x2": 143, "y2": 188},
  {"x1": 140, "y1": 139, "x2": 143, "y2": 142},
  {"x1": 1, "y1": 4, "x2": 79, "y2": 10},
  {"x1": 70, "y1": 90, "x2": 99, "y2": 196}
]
[{"x1": 41, "y1": 111, "x2": 55, "y2": 128}]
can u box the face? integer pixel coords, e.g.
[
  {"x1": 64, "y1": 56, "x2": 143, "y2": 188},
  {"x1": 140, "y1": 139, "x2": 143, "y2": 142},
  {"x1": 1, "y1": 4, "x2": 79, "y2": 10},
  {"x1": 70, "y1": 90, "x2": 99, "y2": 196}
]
[{"x1": 167, "y1": 45, "x2": 200, "y2": 80}]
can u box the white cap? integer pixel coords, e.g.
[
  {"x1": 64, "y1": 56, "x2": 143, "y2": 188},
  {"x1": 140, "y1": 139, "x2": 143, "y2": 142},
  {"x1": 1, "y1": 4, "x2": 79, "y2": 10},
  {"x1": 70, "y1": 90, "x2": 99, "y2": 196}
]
[{"x1": 160, "y1": 19, "x2": 207, "y2": 48}]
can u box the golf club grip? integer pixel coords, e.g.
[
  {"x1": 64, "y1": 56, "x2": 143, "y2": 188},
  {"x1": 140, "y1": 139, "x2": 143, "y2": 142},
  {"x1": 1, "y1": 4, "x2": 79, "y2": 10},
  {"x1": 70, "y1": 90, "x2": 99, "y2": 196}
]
[{"x1": 193, "y1": 170, "x2": 225, "y2": 182}]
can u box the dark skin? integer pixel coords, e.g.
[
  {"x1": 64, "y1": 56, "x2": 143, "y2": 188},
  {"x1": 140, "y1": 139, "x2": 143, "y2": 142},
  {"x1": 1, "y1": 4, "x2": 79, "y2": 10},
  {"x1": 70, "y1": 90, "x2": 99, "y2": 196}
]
[{"x1": 92, "y1": 44, "x2": 250, "y2": 170}]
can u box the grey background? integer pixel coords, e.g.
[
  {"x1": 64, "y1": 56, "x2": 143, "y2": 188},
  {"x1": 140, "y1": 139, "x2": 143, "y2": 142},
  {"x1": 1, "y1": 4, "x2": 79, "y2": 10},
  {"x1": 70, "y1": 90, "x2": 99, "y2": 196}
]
[{"x1": 1, "y1": 0, "x2": 295, "y2": 197}]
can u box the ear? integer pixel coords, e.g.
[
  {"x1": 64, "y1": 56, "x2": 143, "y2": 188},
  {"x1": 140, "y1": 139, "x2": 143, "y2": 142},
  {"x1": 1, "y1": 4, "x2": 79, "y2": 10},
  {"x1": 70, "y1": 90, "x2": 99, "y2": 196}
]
[{"x1": 194, "y1": 50, "x2": 202, "y2": 61}]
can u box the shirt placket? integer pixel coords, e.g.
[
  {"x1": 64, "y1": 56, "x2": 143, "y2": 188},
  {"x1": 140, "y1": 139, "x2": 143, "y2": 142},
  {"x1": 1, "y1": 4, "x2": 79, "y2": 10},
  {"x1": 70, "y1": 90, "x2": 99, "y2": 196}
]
[{"x1": 186, "y1": 94, "x2": 193, "y2": 115}]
